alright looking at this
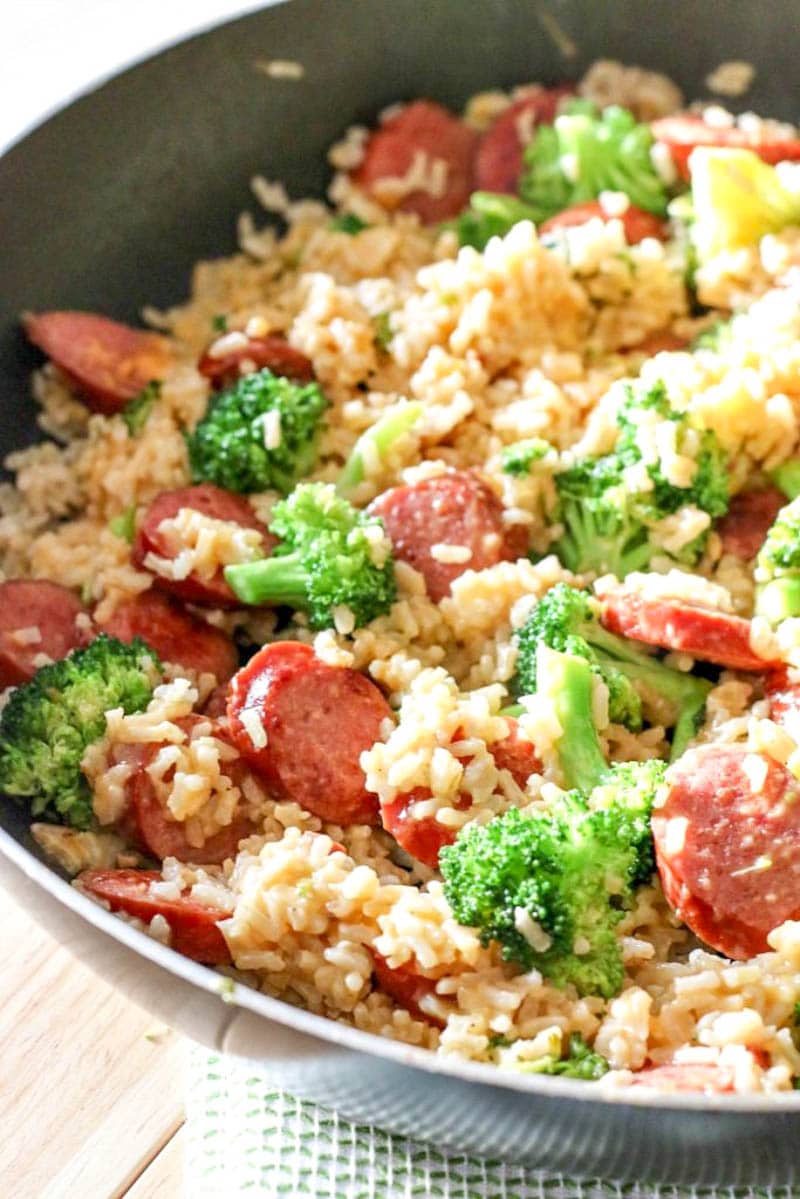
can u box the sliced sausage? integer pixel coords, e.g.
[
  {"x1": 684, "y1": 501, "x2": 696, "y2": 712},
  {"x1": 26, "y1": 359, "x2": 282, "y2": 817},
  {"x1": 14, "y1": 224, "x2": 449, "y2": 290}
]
[
  {"x1": 539, "y1": 201, "x2": 668, "y2": 243},
  {"x1": 353, "y1": 100, "x2": 478, "y2": 223},
  {"x1": 113, "y1": 715, "x2": 257, "y2": 864},
  {"x1": 78, "y1": 868, "x2": 231, "y2": 963},
  {"x1": 0, "y1": 580, "x2": 93, "y2": 688},
  {"x1": 629, "y1": 330, "x2": 689, "y2": 356},
  {"x1": 716, "y1": 486, "x2": 785, "y2": 560},
  {"x1": 22, "y1": 311, "x2": 171, "y2": 415},
  {"x1": 97, "y1": 590, "x2": 239, "y2": 683},
  {"x1": 474, "y1": 85, "x2": 575, "y2": 194},
  {"x1": 202, "y1": 681, "x2": 231, "y2": 718},
  {"x1": 651, "y1": 114, "x2": 800, "y2": 181},
  {"x1": 227, "y1": 641, "x2": 392, "y2": 825},
  {"x1": 652, "y1": 743, "x2": 800, "y2": 959},
  {"x1": 369, "y1": 471, "x2": 528, "y2": 602},
  {"x1": 132, "y1": 483, "x2": 274, "y2": 608},
  {"x1": 198, "y1": 334, "x2": 314, "y2": 390},
  {"x1": 629, "y1": 1062, "x2": 736, "y2": 1093},
  {"x1": 380, "y1": 719, "x2": 541, "y2": 867},
  {"x1": 600, "y1": 586, "x2": 776, "y2": 673},
  {"x1": 765, "y1": 668, "x2": 800, "y2": 727},
  {"x1": 370, "y1": 950, "x2": 445, "y2": 1027}
]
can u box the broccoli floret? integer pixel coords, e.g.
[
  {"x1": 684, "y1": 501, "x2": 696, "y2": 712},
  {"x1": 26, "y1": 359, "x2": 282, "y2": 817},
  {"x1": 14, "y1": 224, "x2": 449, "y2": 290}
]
[
  {"x1": 186, "y1": 369, "x2": 329, "y2": 495},
  {"x1": 453, "y1": 192, "x2": 543, "y2": 250},
  {"x1": 755, "y1": 495, "x2": 800, "y2": 623},
  {"x1": 514, "y1": 583, "x2": 711, "y2": 756},
  {"x1": 519, "y1": 101, "x2": 669, "y2": 221},
  {"x1": 553, "y1": 381, "x2": 730, "y2": 577},
  {"x1": 122, "y1": 381, "x2": 160, "y2": 437},
  {"x1": 329, "y1": 213, "x2": 369, "y2": 234},
  {"x1": 224, "y1": 481, "x2": 396, "y2": 629},
  {"x1": 441, "y1": 644, "x2": 666, "y2": 997},
  {"x1": 513, "y1": 1033, "x2": 609, "y2": 1080},
  {"x1": 336, "y1": 402, "x2": 423, "y2": 500},
  {"x1": 109, "y1": 503, "x2": 137, "y2": 544},
  {"x1": 500, "y1": 438, "x2": 552, "y2": 477},
  {"x1": 0, "y1": 635, "x2": 161, "y2": 830},
  {"x1": 372, "y1": 313, "x2": 393, "y2": 352},
  {"x1": 440, "y1": 764, "x2": 661, "y2": 998}
]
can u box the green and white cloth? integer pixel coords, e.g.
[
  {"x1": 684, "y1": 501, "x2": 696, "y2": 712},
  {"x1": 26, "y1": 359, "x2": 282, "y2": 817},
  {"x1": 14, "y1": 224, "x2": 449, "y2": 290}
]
[{"x1": 185, "y1": 1046, "x2": 795, "y2": 1198}]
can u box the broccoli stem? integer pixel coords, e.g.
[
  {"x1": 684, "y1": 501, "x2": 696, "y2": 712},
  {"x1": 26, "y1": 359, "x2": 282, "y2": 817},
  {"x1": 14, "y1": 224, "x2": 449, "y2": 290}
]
[
  {"x1": 538, "y1": 648, "x2": 608, "y2": 793},
  {"x1": 336, "y1": 403, "x2": 424, "y2": 499},
  {"x1": 586, "y1": 631, "x2": 712, "y2": 761},
  {"x1": 224, "y1": 554, "x2": 309, "y2": 608},
  {"x1": 756, "y1": 576, "x2": 800, "y2": 624}
]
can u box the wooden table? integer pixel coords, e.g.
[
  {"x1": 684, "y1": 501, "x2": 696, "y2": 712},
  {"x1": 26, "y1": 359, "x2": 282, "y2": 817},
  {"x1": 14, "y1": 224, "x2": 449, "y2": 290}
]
[{"x1": 0, "y1": 892, "x2": 186, "y2": 1198}]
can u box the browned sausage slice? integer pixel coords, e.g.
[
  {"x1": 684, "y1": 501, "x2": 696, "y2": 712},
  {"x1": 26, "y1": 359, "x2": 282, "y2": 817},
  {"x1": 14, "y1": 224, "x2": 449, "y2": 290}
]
[
  {"x1": 765, "y1": 668, "x2": 800, "y2": 726},
  {"x1": 114, "y1": 715, "x2": 257, "y2": 864},
  {"x1": 132, "y1": 483, "x2": 274, "y2": 608},
  {"x1": 78, "y1": 868, "x2": 232, "y2": 963},
  {"x1": 370, "y1": 950, "x2": 445, "y2": 1027},
  {"x1": 652, "y1": 744, "x2": 800, "y2": 959},
  {"x1": 227, "y1": 641, "x2": 392, "y2": 825},
  {"x1": 0, "y1": 580, "x2": 93, "y2": 688},
  {"x1": 96, "y1": 590, "x2": 238, "y2": 683},
  {"x1": 539, "y1": 201, "x2": 668, "y2": 244},
  {"x1": 600, "y1": 586, "x2": 776, "y2": 673},
  {"x1": 353, "y1": 100, "x2": 478, "y2": 223},
  {"x1": 716, "y1": 486, "x2": 785, "y2": 560},
  {"x1": 651, "y1": 114, "x2": 800, "y2": 181},
  {"x1": 198, "y1": 334, "x2": 314, "y2": 390},
  {"x1": 22, "y1": 311, "x2": 171, "y2": 415},
  {"x1": 369, "y1": 471, "x2": 528, "y2": 602},
  {"x1": 474, "y1": 85, "x2": 574, "y2": 195},
  {"x1": 380, "y1": 719, "x2": 541, "y2": 867}
]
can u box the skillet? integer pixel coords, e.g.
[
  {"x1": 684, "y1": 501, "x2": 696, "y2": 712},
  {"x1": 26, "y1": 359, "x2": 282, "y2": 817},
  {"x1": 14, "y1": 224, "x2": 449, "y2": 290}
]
[{"x1": 2, "y1": 0, "x2": 800, "y2": 1183}]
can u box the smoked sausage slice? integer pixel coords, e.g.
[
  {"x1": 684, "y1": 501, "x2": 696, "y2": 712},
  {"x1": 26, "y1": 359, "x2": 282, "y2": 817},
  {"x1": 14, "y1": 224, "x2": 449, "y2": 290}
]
[
  {"x1": 474, "y1": 85, "x2": 574, "y2": 195},
  {"x1": 198, "y1": 334, "x2": 314, "y2": 390},
  {"x1": 23, "y1": 311, "x2": 171, "y2": 415},
  {"x1": 0, "y1": 580, "x2": 93, "y2": 688},
  {"x1": 651, "y1": 114, "x2": 800, "y2": 181},
  {"x1": 133, "y1": 483, "x2": 274, "y2": 608},
  {"x1": 97, "y1": 590, "x2": 238, "y2": 682},
  {"x1": 369, "y1": 471, "x2": 528, "y2": 602},
  {"x1": 227, "y1": 641, "x2": 392, "y2": 825},
  {"x1": 540, "y1": 201, "x2": 668, "y2": 243},
  {"x1": 653, "y1": 743, "x2": 800, "y2": 958},
  {"x1": 78, "y1": 868, "x2": 232, "y2": 963},
  {"x1": 716, "y1": 486, "x2": 785, "y2": 560},
  {"x1": 600, "y1": 587, "x2": 776, "y2": 673},
  {"x1": 353, "y1": 100, "x2": 478, "y2": 223}
]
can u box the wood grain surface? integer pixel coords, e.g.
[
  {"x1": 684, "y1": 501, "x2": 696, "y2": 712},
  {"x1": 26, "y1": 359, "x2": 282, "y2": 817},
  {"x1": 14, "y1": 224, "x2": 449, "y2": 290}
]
[{"x1": 0, "y1": 892, "x2": 185, "y2": 1198}]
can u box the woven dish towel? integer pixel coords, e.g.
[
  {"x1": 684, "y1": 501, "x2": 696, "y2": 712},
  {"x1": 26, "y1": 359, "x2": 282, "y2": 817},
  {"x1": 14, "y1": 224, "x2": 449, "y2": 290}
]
[{"x1": 185, "y1": 1045, "x2": 796, "y2": 1198}]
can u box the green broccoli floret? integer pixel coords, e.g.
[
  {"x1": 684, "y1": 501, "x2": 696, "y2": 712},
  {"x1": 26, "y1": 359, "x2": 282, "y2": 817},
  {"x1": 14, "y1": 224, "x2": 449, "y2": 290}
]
[
  {"x1": 553, "y1": 380, "x2": 730, "y2": 577},
  {"x1": 439, "y1": 766, "x2": 661, "y2": 998},
  {"x1": 186, "y1": 369, "x2": 329, "y2": 495},
  {"x1": 224, "y1": 481, "x2": 396, "y2": 629},
  {"x1": 0, "y1": 635, "x2": 161, "y2": 830},
  {"x1": 329, "y1": 213, "x2": 369, "y2": 234},
  {"x1": 453, "y1": 192, "x2": 543, "y2": 250},
  {"x1": 336, "y1": 402, "x2": 423, "y2": 500},
  {"x1": 514, "y1": 583, "x2": 711, "y2": 756},
  {"x1": 512, "y1": 1033, "x2": 609, "y2": 1080},
  {"x1": 122, "y1": 381, "x2": 160, "y2": 437},
  {"x1": 500, "y1": 438, "x2": 552, "y2": 477},
  {"x1": 372, "y1": 313, "x2": 393, "y2": 352},
  {"x1": 440, "y1": 646, "x2": 665, "y2": 998},
  {"x1": 519, "y1": 101, "x2": 669, "y2": 221},
  {"x1": 755, "y1": 495, "x2": 800, "y2": 623}
]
